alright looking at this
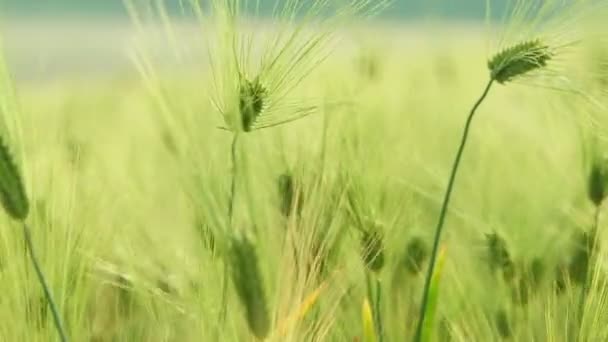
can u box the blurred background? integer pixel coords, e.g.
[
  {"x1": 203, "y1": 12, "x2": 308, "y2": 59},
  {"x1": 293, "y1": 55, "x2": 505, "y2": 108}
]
[
  {"x1": 0, "y1": 0, "x2": 504, "y2": 82},
  {"x1": 3, "y1": 1, "x2": 501, "y2": 18}
]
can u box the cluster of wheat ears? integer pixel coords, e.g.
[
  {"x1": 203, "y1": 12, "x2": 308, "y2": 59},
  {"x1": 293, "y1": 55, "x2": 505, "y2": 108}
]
[{"x1": 2, "y1": 0, "x2": 608, "y2": 341}]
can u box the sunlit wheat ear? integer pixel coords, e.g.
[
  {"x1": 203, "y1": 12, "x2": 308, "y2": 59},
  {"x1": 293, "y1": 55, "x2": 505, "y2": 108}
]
[
  {"x1": 238, "y1": 76, "x2": 268, "y2": 132},
  {"x1": 488, "y1": 39, "x2": 553, "y2": 84},
  {"x1": 403, "y1": 236, "x2": 428, "y2": 276},
  {"x1": 0, "y1": 137, "x2": 29, "y2": 220},
  {"x1": 229, "y1": 234, "x2": 270, "y2": 339}
]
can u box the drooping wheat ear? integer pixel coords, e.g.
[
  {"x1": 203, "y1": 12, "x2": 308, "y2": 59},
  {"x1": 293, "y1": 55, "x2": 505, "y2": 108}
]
[
  {"x1": 229, "y1": 234, "x2": 270, "y2": 340},
  {"x1": 0, "y1": 137, "x2": 28, "y2": 220},
  {"x1": 488, "y1": 39, "x2": 553, "y2": 84},
  {"x1": 238, "y1": 76, "x2": 268, "y2": 132}
]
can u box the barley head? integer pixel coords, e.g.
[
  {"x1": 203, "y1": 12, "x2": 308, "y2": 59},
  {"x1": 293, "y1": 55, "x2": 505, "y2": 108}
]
[
  {"x1": 568, "y1": 229, "x2": 595, "y2": 286},
  {"x1": 488, "y1": 40, "x2": 552, "y2": 84},
  {"x1": 528, "y1": 257, "x2": 546, "y2": 290},
  {"x1": 229, "y1": 234, "x2": 270, "y2": 339},
  {"x1": 238, "y1": 76, "x2": 268, "y2": 132},
  {"x1": 485, "y1": 233, "x2": 512, "y2": 272},
  {"x1": 510, "y1": 275, "x2": 530, "y2": 306},
  {"x1": 554, "y1": 263, "x2": 569, "y2": 295},
  {"x1": 502, "y1": 260, "x2": 517, "y2": 284},
  {"x1": 204, "y1": 0, "x2": 386, "y2": 132},
  {"x1": 588, "y1": 157, "x2": 608, "y2": 206},
  {"x1": 0, "y1": 136, "x2": 28, "y2": 220},
  {"x1": 277, "y1": 172, "x2": 303, "y2": 219},
  {"x1": 494, "y1": 308, "x2": 512, "y2": 339},
  {"x1": 403, "y1": 236, "x2": 428, "y2": 275},
  {"x1": 361, "y1": 229, "x2": 385, "y2": 273}
]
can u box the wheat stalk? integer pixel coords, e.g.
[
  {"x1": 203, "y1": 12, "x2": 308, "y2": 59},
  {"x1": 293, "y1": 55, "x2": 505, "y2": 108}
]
[
  {"x1": 0, "y1": 138, "x2": 67, "y2": 342},
  {"x1": 414, "y1": 37, "x2": 554, "y2": 342}
]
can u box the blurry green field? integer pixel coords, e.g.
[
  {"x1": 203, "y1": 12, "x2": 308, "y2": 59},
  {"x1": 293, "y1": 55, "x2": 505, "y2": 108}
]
[{"x1": 0, "y1": 7, "x2": 607, "y2": 342}]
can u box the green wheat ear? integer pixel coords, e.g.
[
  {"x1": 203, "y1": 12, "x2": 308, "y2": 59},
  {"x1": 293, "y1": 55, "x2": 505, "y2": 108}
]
[
  {"x1": 488, "y1": 39, "x2": 552, "y2": 84},
  {"x1": 587, "y1": 157, "x2": 608, "y2": 206},
  {"x1": 277, "y1": 173, "x2": 304, "y2": 219},
  {"x1": 485, "y1": 233, "x2": 512, "y2": 270},
  {"x1": 238, "y1": 76, "x2": 267, "y2": 132},
  {"x1": 494, "y1": 308, "x2": 512, "y2": 339},
  {"x1": 229, "y1": 234, "x2": 270, "y2": 339},
  {"x1": 403, "y1": 236, "x2": 428, "y2": 275},
  {"x1": 361, "y1": 228, "x2": 385, "y2": 273},
  {"x1": 0, "y1": 136, "x2": 29, "y2": 221}
]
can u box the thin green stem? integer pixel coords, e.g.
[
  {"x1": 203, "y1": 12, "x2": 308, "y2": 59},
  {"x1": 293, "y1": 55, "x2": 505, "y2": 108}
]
[
  {"x1": 365, "y1": 272, "x2": 384, "y2": 342},
  {"x1": 217, "y1": 133, "x2": 240, "y2": 338},
  {"x1": 375, "y1": 278, "x2": 384, "y2": 342},
  {"x1": 228, "y1": 134, "x2": 240, "y2": 224},
  {"x1": 365, "y1": 273, "x2": 375, "y2": 336},
  {"x1": 576, "y1": 203, "x2": 602, "y2": 338},
  {"x1": 23, "y1": 223, "x2": 68, "y2": 342},
  {"x1": 413, "y1": 79, "x2": 494, "y2": 342}
]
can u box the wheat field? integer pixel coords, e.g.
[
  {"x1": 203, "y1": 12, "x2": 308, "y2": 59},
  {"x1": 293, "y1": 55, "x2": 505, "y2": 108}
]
[{"x1": 0, "y1": 1, "x2": 607, "y2": 341}]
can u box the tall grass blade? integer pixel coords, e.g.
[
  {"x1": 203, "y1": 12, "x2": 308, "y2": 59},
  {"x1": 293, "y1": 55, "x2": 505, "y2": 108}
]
[
  {"x1": 420, "y1": 247, "x2": 447, "y2": 342},
  {"x1": 362, "y1": 297, "x2": 377, "y2": 342}
]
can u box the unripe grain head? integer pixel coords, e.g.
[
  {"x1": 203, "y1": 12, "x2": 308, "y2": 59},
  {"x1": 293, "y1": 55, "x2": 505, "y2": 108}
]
[
  {"x1": 238, "y1": 76, "x2": 268, "y2": 132},
  {"x1": 403, "y1": 236, "x2": 428, "y2": 275},
  {"x1": 528, "y1": 257, "x2": 546, "y2": 290},
  {"x1": 588, "y1": 157, "x2": 608, "y2": 206},
  {"x1": 488, "y1": 40, "x2": 552, "y2": 84},
  {"x1": 510, "y1": 275, "x2": 530, "y2": 306},
  {"x1": 361, "y1": 229, "x2": 385, "y2": 273},
  {"x1": 485, "y1": 233, "x2": 512, "y2": 273},
  {"x1": 568, "y1": 229, "x2": 595, "y2": 286},
  {"x1": 277, "y1": 172, "x2": 304, "y2": 219},
  {"x1": 205, "y1": 0, "x2": 385, "y2": 133},
  {"x1": 554, "y1": 263, "x2": 569, "y2": 295},
  {"x1": 229, "y1": 234, "x2": 270, "y2": 339},
  {"x1": 494, "y1": 308, "x2": 512, "y2": 339},
  {"x1": 0, "y1": 136, "x2": 28, "y2": 220}
]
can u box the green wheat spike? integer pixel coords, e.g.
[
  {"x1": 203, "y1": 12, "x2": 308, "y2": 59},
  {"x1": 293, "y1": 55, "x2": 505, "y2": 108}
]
[
  {"x1": 488, "y1": 39, "x2": 552, "y2": 84},
  {"x1": 0, "y1": 135, "x2": 28, "y2": 220}
]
